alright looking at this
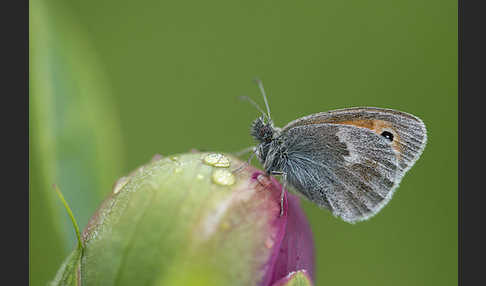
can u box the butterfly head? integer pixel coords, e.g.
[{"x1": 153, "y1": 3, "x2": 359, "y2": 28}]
[{"x1": 250, "y1": 116, "x2": 275, "y2": 144}]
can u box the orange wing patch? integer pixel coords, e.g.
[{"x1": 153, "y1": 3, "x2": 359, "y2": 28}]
[{"x1": 336, "y1": 119, "x2": 402, "y2": 158}]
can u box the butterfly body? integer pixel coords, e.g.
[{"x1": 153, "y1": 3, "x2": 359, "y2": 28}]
[{"x1": 250, "y1": 106, "x2": 427, "y2": 223}]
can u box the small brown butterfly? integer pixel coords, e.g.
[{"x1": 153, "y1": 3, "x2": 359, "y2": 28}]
[{"x1": 242, "y1": 80, "x2": 427, "y2": 223}]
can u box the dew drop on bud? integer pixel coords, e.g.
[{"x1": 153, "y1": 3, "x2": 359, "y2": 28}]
[
  {"x1": 203, "y1": 153, "x2": 231, "y2": 168},
  {"x1": 211, "y1": 169, "x2": 236, "y2": 186},
  {"x1": 113, "y1": 176, "x2": 129, "y2": 194}
]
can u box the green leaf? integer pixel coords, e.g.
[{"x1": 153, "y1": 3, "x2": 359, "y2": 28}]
[{"x1": 29, "y1": 0, "x2": 125, "y2": 285}]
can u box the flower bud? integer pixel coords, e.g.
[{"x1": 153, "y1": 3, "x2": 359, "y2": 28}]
[{"x1": 52, "y1": 152, "x2": 315, "y2": 286}]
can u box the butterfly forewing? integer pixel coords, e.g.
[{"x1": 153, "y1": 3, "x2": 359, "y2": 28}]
[{"x1": 282, "y1": 107, "x2": 427, "y2": 174}]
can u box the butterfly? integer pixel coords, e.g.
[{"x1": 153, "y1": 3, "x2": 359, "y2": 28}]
[{"x1": 241, "y1": 80, "x2": 427, "y2": 223}]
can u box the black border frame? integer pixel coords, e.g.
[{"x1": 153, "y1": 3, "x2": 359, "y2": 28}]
[
  {"x1": 459, "y1": 0, "x2": 485, "y2": 285},
  {"x1": 4, "y1": 0, "x2": 29, "y2": 284}
]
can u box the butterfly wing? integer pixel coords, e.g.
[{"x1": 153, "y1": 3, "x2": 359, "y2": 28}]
[
  {"x1": 280, "y1": 108, "x2": 427, "y2": 223},
  {"x1": 282, "y1": 107, "x2": 427, "y2": 174}
]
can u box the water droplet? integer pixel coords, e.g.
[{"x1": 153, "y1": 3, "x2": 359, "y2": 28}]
[
  {"x1": 170, "y1": 156, "x2": 183, "y2": 167},
  {"x1": 203, "y1": 153, "x2": 231, "y2": 168},
  {"x1": 113, "y1": 176, "x2": 129, "y2": 194},
  {"x1": 196, "y1": 174, "x2": 204, "y2": 180},
  {"x1": 211, "y1": 169, "x2": 235, "y2": 186}
]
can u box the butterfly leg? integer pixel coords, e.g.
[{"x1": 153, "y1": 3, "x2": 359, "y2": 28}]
[
  {"x1": 233, "y1": 146, "x2": 256, "y2": 157},
  {"x1": 231, "y1": 147, "x2": 256, "y2": 174},
  {"x1": 270, "y1": 171, "x2": 287, "y2": 216}
]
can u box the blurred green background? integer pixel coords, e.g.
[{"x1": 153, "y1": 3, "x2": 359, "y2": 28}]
[{"x1": 29, "y1": 0, "x2": 457, "y2": 285}]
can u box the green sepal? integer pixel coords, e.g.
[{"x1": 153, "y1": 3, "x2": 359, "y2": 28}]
[
  {"x1": 53, "y1": 185, "x2": 83, "y2": 252},
  {"x1": 273, "y1": 270, "x2": 313, "y2": 286}
]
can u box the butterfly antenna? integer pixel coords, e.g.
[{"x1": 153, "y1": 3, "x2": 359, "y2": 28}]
[
  {"x1": 254, "y1": 78, "x2": 272, "y2": 121},
  {"x1": 239, "y1": 96, "x2": 268, "y2": 119}
]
